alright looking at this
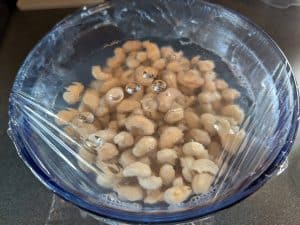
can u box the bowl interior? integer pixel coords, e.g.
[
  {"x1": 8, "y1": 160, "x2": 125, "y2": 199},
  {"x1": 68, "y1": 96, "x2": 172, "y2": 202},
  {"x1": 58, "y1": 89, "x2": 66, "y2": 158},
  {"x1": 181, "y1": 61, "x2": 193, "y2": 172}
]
[{"x1": 8, "y1": 0, "x2": 299, "y2": 223}]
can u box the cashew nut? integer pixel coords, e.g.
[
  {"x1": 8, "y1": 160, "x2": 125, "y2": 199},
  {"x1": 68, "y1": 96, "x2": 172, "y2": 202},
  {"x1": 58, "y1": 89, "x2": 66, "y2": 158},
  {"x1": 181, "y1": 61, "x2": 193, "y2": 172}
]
[
  {"x1": 116, "y1": 99, "x2": 141, "y2": 113},
  {"x1": 143, "y1": 41, "x2": 160, "y2": 61},
  {"x1": 222, "y1": 88, "x2": 240, "y2": 102},
  {"x1": 215, "y1": 79, "x2": 228, "y2": 90},
  {"x1": 113, "y1": 131, "x2": 134, "y2": 149},
  {"x1": 105, "y1": 87, "x2": 124, "y2": 107},
  {"x1": 157, "y1": 88, "x2": 184, "y2": 112},
  {"x1": 192, "y1": 159, "x2": 219, "y2": 175},
  {"x1": 163, "y1": 185, "x2": 192, "y2": 204},
  {"x1": 197, "y1": 60, "x2": 215, "y2": 72},
  {"x1": 192, "y1": 173, "x2": 214, "y2": 194},
  {"x1": 97, "y1": 143, "x2": 119, "y2": 161},
  {"x1": 157, "y1": 149, "x2": 178, "y2": 165},
  {"x1": 159, "y1": 164, "x2": 175, "y2": 186},
  {"x1": 164, "y1": 102, "x2": 184, "y2": 124},
  {"x1": 119, "y1": 150, "x2": 137, "y2": 168},
  {"x1": 82, "y1": 89, "x2": 99, "y2": 112},
  {"x1": 132, "y1": 136, "x2": 157, "y2": 157},
  {"x1": 200, "y1": 113, "x2": 217, "y2": 136},
  {"x1": 55, "y1": 108, "x2": 78, "y2": 125},
  {"x1": 125, "y1": 115, "x2": 155, "y2": 136},
  {"x1": 177, "y1": 70, "x2": 204, "y2": 89},
  {"x1": 107, "y1": 48, "x2": 126, "y2": 68},
  {"x1": 159, "y1": 127, "x2": 183, "y2": 148},
  {"x1": 63, "y1": 82, "x2": 84, "y2": 104},
  {"x1": 116, "y1": 185, "x2": 144, "y2": 202},
  {"x1": 182, "y1": 142, "x2": 209, "y2": 159},
  {"x1": 135, "y1": 66, "x2": 158, "y2": 86},
  {"x1": 123, "y1": 40, "x2": 142, "y2": 52},
  {"x1": 92, "y1": 65, "x2": 112, "y2": 81},
  {"x1": 144, "y1": 190, "x2": 164, "y2": 204},
  {"x1": 94, "y1": 129, "x2": 117, "y2": 142},
  {"x1": 123, "y1": 162, "x2": 151, "y2": 177},
  {"x1": 153, "y1": 58, "x2": 166, "y2": 70},
  {"x1": 221, "y1": 104, "x2": 245, "y2": 124},
  {"x1": 162, "y1": 71, "x2": 177, "y2": 88},
  {"x1": 173, "y1": 177, "x2": 184, "y2": 186},
  {"x1": 188, "y1": 129, "x2": 211, "y2": 146},
  {"x1": 138, "y1": 176, "x2": 163, "y2": 190},
  {"x1": 184, "y1": 109, "x2": 200, "y2": 129}
]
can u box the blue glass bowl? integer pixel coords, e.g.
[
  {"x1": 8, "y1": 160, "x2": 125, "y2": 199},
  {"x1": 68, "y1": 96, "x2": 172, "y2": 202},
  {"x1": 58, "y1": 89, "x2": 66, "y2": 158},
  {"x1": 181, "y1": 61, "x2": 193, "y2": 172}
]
[{"x1": 8, "y1": 0, "x2": 299, "y2": 223}]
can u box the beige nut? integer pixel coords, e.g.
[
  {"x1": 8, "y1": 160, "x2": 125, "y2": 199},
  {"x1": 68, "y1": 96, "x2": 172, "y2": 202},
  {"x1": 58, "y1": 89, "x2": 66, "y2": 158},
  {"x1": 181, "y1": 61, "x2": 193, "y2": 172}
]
[
  {"x1": 125, "y1": 115, "x2": 155, "y2": 136},
  {"x1": 192, "y1": 159, "x2": 219, "y2": 175},
  {"x1": 144, "y1": 190, "x2": 164, "y2": 204},
  {"x1": 184, "y1": 109, "x2": 200, "y2": 129},
  {"x1": 208, "y1": 141, "x2": 222, "y2": 160},
  {"x1": 113, "y1": 131, "x2": 134, "y2": 149},
  {"x1": 116, "y1": 113, "x2": 126, "y2": 128},
  {"x1": 197, "y1": 60, "x2": 215, "y2": 72},
  {"x1": 177, "y1": 70, "x2": 204, "y2": 89},
  {"x1": 143, "y1": 41, "x2": 160, "y2": 61},
  {"x1": 116, "y1": 185, "x2": 144, "y2": 202},
  {"x1": 78, "y1": 147, "x2": 95, "y2": 164},
  {"x1": 157, "y1": 149, "x2": 178, "y2": 165},
  {"x1": 222, "y1": 88, "x2": 240, "y2": 102},
  {"x1": 123, "y1": 40, "x2": 142, "y2": 52},
  {"x1": 55, "y1": 108, "x2": 78, "y2": 125},
  {"x1": 126, "y1": 56, "x2": 140, "y2": 68},
  {"x1": 200, "y1": 113, "x2": 216, "y2": 136},
  {"x1": 166, "y1": 61, "x2": 183, "y2": 73},
  {"x1": 108, "y1": 120, "x2": 119, "y2": 131},
  {"x1": 136, "y1": 51, "x2": 148, "y2": 62},
  {"x1": 182, "y1": 142, "x2": 209, "y2": 159},
  {"x1": 157, "y1": 88, "x2": 184, "y2": 113},
  {"x1": 123, "y1": 162, "x2": 151, "y2": 177},
  {"x1": 98, "y1": 78, "x2": 120, "y2": 94},
  {"x1": 92, "y1": 65, "x2": 112, "y2": 81},
  {"x1": 107, "y1": 48, "x2": 126, "y2": 68},
  {"x1": 116, "y1": 99, "x2": 141, "y2": 113},
  {"x1": 159, "y1": 164, "x2": 175, "y2": 186},
  {"x1": 203, "y1": 80, "x2": 217, "y2": 92},
  {"x1": 132, "y1": 136, "x2": 157, "y2": 157},
  {"x1": 105, "y1": 87, "x2": 124, "y2": 107},
  {"x1": 96, "y1": 173, "x2": 114, "y2": 189},
  {"x1": 138, "y1": 176, "x2": 163, "y2": 190},
  {"x1": 159, "y1": 127, "x2": 183, "y2": 148},
  {"x1": 161, "y1": 46, "x2": 174, "y2": 59},
  {"x1": 173, "y1": 177, "x2": 184, "y2": 186},
  {"x1": 95, "y1": 97, "x2": 109, "y2": 117},
  {"x1": 163, "y1": 185, "x2": 192, "y2": 205},
  {"x1": 180, "y1": 157, "x2": 195, "y2": 169},
  {"x1": 162, "y1": 71, "x2": 177, "y2": 88},
  {"x1": 192, "y1": 173, "x2": 214, "y2": 194},
  {"x1": 94, "y1": 129, "x2": 117, "y2": 142},
  {"x1": 215, "y1": 79, "x2": 228, "y2": 90},
  {"x1": 119, "y1": 150, "x2": 137, "y2": 168},
  {"x1": 63, "y1": 82, "x2": 84, "y2": 104},
  {"x1": 164, "y1": 103, "x2": 184, "y2": 124},
  {"x1": 198, "y1": 103, "x2": 214, "y2": 114},
  {"x1": 203, "y1": 71, "x2": 216, "y2": 81},
  {"x1": 182, "y1": 167, "x2": 193, "y2": 183},
  {"x1": 221, "y1": 104, "x2": 245, "y2": 124},
  {"x1": 153, "y1": 58, "x2": 166, "y2": 70},
  {"x1": 82, "y1": 89, "x2": 99, "y2": 112},
  {"x1": 97, "y1": 143, "x2": 119, "y2": 161},
  {"x1": 188, "y1": 129, "x2": 211, "y2": 146},
  {"x1": 139, "y1": 156, "x2": 151, "y2": 165}
]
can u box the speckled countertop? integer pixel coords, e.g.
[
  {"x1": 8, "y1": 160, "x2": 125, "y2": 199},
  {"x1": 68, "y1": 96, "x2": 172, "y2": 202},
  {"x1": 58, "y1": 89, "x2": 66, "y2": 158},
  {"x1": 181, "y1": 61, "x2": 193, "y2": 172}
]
[{"x1": 0, "y1": 1, "x2": 299, "y2": 225}]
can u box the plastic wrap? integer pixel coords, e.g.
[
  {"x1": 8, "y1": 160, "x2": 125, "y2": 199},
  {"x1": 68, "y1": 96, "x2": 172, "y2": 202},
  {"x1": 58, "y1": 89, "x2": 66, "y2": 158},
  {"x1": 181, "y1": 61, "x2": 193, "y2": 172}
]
[{"x1": 8, "y1": 0, "x2": 299, "y2": 224}]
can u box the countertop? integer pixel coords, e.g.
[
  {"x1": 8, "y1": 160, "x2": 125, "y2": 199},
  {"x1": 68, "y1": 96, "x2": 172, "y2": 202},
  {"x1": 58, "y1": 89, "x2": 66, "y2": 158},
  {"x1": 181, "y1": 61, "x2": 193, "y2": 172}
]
[{"x1": 0, "y1": 1, "x2": 299, "y2": 225}]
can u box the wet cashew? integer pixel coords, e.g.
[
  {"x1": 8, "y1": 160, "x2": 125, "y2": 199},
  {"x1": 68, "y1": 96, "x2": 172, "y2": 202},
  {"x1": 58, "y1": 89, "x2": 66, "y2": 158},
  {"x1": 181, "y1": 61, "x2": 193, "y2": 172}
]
[
  {"x1": 143, "y1": 41, "x2": 160, "y2": 61},
  {"x1": 188, "y1": 129, "x2": 211, "y2": 146},
  {"x1": 177, "y1": 70, "x2": 204, "y2": 89},
  {"x1": 162, "y1": 71, "x2": 177, "y2": 88},
  {"x1": 173, "y1": 177, "x2": 184, "y2": 186},
  {"x1": 116, "y1": 185, "x2": 144, "y2": 201},
  {"x1": 119, "y1": 150, "x2": 137, "y2": 168},
  {"x1": 192, "y1": 159, "x2": 219, "y2": 175},
  {"x1": 157, "y1": 88, "x2": 184, "y2": 112},
  {"x1": 92, "y1": 65, "x2": 112, "y2": 81},
  {"x1": 159, "y1": 164, "x2": 175, "y2": 186},
  {"x1": 105, "y1": 87, "x2": 124, "y2": 107},
  {"x1": 116, "y1": 99, "x2": 140, "y2": 113},
  {"x1": 113, "y1": 131, "x2": 134, "y2": 149},
  {"x1": 182, "y1": 167, "x2": 193, "y2": 183},
  {"x1": 135, "y1": 66, "x2": 158, "y2": 86},
  {"x1": 192, "y1": 173, "x2": 214, "y2": 194},
  {"x1": 164, "y1": 185, "x2": 192, "y2": 205},
  {"x1": 82, "y1": 89, "x2": 99, "y2": 112},
  {"x1": 222, "y1": 88, "x2": 240, "y2": 102},
  {"x1": 197, "y1": 60, "x2": 215, "y2": 72},
  {"x1": 125, "y1": 115, "x2": 155, "y2": 136},
  {"x1": 63, "y1": 82, "x2": 84, "y2": 104},
  {"x1": 203, "y1": 80, "x2": 216, "y2": 92},
  {"x1": 126, "y1": 55, "x2": 140, "y2": 68},
  {"x1": 138, "y1": 176, "x2": 163, "y2": 190},
  {"x1": 215, "y1": 79, "x2": 228, "y2": 90},
  {"x1": 108, "y1": 120, "x2": 119, "y2": 131},
  {"x1": 123, "y1": 40, "x2": 142, "y2": 52},
  {"x1": 144, "y1": 190, "x2": 164, "y2": 204},
  {"x1": 95, "y1": 97, "x2": 109, "y2": 117},
  {"x1": 159, "y1": 127, "x2": 183, "y2": 148},
  {"x1": 208, "y1": 141, "x2": 222, "y2": 160},
  {"x1": 221, "y1": 104, "x2": 245, "y2": 124},
  {"x1": 96, "y1": 173, "x2": 114, "y2": 189},
  {"x1": 153, "y1": 58, "x2": 166, "y2": 70},
  {"x1": 184, "y1": 109, "x2": 200, "y2": 129},
  {"x1": 97, "y1": 143, "x2": 119, "y2": 161},
  {"x1": 182, "y1": 142, "x2": 209, "y2": 159},
  {"x1": 123, "y1": 162, "x2": 151, "y2": 177},
  {"x1": 98, "y1": 78, "x2": 120, "y2": 95},
  {"x1": 136, "y1": 51, "x2": 148, "y2": 62},
  {"x1": 55, "y1": 108, "x2": 78, "y2": 125},
  {"x1": 94, "y1": 129, "x2": 117, "y2": 142},
  {"x1": 164, "y1": 103, "x2": 184, "y2": 124},
  {"x1": 116, "y1": 113, "x2": 126, "y2": 128},
  {"x1": 132, "y1": 136, "x2": 157, "y2": 157},
  {"x1": 200, "y1": 113, "x2": 217, "y2": 136},
  {"x1": 167, "y1": 61, "x2": 183, "y2": 73},
  {"x1": 157, "y1": 149, "x2": 178, "y2": 165},
  {"x1": 139, "y1": 156, "x2": 151, "y2": 165},
  {"x1": 107, "y1": 48, "x2": 126, "y2": 68}
]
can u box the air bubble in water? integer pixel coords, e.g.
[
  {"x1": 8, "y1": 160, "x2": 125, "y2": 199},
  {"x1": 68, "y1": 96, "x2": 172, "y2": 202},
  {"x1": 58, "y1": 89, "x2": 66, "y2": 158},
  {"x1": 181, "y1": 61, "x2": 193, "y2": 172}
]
[
  {"x1": 125, "y1": 82, "x2": 142, "y2": 95},
  {"x1": 152, "y1": 80, "x2": 167, "y2": 93}
]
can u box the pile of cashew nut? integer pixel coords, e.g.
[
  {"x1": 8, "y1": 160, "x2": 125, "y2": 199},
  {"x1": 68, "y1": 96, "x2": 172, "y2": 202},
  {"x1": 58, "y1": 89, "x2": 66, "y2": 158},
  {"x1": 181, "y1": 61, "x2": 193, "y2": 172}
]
[{"x1": 55, "y1": 40, "x2": 245, "y2": 205}]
